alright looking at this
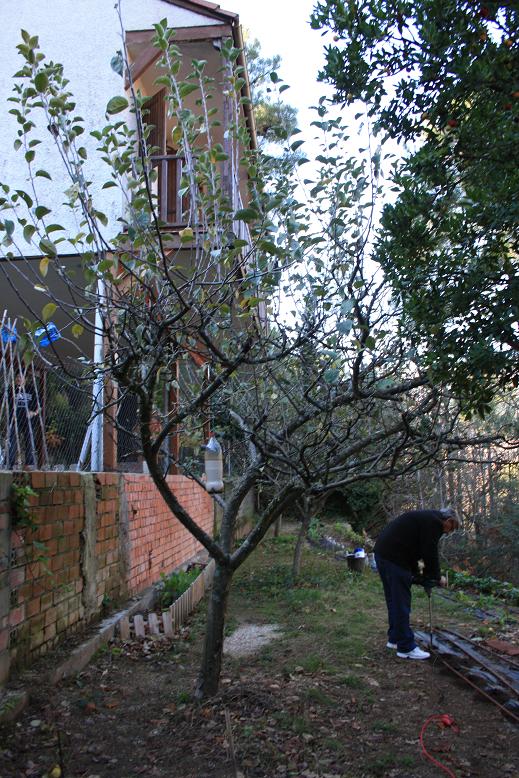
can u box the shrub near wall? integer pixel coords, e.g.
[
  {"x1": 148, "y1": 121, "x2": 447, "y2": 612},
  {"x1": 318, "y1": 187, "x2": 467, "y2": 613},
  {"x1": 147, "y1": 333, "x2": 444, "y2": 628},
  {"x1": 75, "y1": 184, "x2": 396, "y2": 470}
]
[{"x1": 0, "y1": 471, "x2": 214, "y2": 684}]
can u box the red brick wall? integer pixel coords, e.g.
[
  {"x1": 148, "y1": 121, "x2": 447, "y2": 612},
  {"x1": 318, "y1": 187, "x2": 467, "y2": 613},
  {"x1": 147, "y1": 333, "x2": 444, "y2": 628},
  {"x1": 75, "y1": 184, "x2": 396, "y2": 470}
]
[
  {"x1": 7, "y1": 472, "x2": 85, "y2": 666},
  {"x1": 0, "y1": 471, "x2": 213, "y2": 677},
  {"x1": 94, "y1": 474, "x2": 123, "y2": 610},
  {"x1": 124, "y1": 474, "x2": 213, "y2": 595}
]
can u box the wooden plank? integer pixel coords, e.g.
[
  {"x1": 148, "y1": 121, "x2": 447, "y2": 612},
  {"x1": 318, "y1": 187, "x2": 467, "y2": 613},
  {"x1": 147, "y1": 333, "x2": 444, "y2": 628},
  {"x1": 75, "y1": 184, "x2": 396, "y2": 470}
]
[
  {"x1": 148, "y1": 612, "x2": 161, "y2": 636},
  {"x1": 134, "y1": 614, "x2": 146, "y2": 638},
  {"x1": 160, "y1": 159, "x2": 169, "y2": 223},
  {"x1": 126, "y1": 24, "x2": 232, "y2": 48},
  {"x1": 127, "y1": 41, "x2": 161, "y2": 86},
  {"x1": 175, "y1": 157, "x2": 183, "y2": 223},
  {"x1": 119, "y1": 616, "x2": 130, "y2": 640},
  {"x1": 162, "y1": 610, "x2": 173, "y2": 636},
  {"x1": 484, "y1": 639, "x2": 519, "y2": 656},
  {"x1": 170, "y1": 600, "x2": 179, "y2": 631}
]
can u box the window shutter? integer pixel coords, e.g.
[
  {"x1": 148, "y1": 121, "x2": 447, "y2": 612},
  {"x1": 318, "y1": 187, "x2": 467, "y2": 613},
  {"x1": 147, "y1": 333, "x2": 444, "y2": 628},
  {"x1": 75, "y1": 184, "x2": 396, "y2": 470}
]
[{"x1": 146, "y1": 89, "x2": 166, "y2": 154}]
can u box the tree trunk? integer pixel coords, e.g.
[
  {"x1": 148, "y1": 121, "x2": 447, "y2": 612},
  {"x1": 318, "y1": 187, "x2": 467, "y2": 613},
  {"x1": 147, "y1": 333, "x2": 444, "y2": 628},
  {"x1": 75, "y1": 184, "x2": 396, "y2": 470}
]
[
  {"x1": 273, "y1": 515, "x2": 283, "y2": 537},
  {"x1": 292, "y1": 497, "x2": 311, "y2": 581},
  {"x1": 195, "y1": 561, "x2": 233, "y2": 699}
]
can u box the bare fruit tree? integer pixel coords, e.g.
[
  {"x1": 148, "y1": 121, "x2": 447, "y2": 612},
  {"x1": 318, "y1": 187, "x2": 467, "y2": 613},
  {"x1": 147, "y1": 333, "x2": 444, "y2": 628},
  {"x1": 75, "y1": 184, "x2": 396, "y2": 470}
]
[{"x1": 0, "y1": 16, "x2": 509, "y2": 697}]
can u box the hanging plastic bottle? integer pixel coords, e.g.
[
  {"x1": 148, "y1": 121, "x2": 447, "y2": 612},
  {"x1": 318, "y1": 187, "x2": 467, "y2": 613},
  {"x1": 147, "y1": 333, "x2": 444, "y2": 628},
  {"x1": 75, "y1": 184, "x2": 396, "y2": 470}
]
[{"x1": 204, "y1": 436, "x2": 223, "y2": 493}]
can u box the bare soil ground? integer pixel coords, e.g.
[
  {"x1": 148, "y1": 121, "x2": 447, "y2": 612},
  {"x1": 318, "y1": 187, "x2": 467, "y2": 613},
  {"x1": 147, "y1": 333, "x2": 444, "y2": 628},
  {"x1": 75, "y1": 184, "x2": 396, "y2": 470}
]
[{"x1": 1, "y1": 534, "x2": 518, "y2": 778}]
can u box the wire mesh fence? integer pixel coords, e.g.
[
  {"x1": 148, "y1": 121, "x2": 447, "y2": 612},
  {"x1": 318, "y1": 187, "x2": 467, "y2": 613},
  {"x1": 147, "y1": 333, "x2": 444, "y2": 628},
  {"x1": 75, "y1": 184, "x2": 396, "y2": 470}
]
[
  {"x1": 1, "y1": 313, "x2": 92, "y2": 471},
  {"x1": 1, "y1": 311, "x2": 245, "y2": 476}
]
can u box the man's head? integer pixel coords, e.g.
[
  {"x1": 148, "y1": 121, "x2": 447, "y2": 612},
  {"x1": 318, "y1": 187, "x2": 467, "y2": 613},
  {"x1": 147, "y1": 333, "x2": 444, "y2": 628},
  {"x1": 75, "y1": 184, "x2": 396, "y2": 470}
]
[{"x1": 439, "y1": 507, "x2": 459, "y2": 534}]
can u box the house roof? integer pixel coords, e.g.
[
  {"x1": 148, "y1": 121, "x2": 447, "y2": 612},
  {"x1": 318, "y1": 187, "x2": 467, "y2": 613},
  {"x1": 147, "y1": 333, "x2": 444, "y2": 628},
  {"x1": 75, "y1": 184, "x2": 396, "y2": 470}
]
[{"x1": 160, "y1": 0, "x2": 238, "y2": 24}]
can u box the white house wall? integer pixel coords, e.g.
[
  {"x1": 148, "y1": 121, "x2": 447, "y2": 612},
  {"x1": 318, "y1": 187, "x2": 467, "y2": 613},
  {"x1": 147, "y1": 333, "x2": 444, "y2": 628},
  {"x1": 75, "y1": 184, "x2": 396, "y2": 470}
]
[{"x1": 0, "y1": 0, "x2": 225, "y2": 254}]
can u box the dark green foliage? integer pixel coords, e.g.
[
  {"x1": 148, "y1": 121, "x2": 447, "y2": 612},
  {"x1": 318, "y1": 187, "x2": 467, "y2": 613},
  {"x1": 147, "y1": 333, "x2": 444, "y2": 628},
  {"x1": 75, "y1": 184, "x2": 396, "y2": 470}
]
[
  {"x1": 322, "y1": 480, "x2": 386, "y2": 533},
  {"x1": 311, "y1": 0, "x2": 519, "y2": 410},
  {"x1": 245, "y1": 37, "x2": 298, "y2": 144}
]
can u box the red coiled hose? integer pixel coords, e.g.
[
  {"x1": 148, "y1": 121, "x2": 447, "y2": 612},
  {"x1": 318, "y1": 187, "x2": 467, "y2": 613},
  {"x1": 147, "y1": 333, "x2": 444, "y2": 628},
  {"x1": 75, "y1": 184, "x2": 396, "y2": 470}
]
[{"x1": 419, "y1": 713, "x2": 460, "y2": 778}]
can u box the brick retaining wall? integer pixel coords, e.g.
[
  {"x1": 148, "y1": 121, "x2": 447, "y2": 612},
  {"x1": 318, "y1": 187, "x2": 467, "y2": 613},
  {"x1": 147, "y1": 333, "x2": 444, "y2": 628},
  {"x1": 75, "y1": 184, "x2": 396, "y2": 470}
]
[{"x1": 0, "y1": 471, "x2": 213, "y2": 684}]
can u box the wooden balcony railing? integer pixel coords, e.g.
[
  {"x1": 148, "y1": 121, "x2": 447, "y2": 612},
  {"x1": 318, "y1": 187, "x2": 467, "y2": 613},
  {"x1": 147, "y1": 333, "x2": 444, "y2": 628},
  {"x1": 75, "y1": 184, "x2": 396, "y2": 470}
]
[{"x1": 151, "y1": 155, "x2": 188, "y2": 226}]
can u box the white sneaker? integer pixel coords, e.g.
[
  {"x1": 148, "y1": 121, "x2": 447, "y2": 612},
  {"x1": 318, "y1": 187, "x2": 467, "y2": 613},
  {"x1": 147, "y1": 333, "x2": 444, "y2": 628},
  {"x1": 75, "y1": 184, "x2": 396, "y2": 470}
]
[
  {"x1": 397, "y1": 646, "x2": 430, "y2": 660},
  {"x1": 386, "y1": 642, "x2": 397, "y2": 649}
]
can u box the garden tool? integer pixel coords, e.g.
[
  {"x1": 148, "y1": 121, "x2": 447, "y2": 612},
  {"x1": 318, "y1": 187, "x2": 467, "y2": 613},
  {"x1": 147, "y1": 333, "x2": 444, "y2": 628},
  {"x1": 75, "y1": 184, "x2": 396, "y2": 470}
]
[
  {"x1": 425, "y1": 585, "x2": 433, "y2": 649},
  {"x1": 412, "y1": 576, "x2": 437, "y2": 649}
]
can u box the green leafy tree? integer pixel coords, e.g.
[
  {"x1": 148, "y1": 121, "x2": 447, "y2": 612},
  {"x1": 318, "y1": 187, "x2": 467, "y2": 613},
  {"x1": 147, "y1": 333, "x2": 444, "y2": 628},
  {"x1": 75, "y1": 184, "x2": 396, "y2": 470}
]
[
  {"x1": 245, "y1": 37, "x2": 298, "y2": 144},
  {"x1": 311, "y1": 0, "x2": 519, "y2": 411}
]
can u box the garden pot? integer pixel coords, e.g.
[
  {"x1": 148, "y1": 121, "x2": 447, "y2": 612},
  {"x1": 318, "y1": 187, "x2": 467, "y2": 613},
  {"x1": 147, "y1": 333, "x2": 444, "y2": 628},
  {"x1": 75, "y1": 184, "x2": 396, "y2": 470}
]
[{"x1": 347, "y1": 555, "x2": 365, "y2": 573}]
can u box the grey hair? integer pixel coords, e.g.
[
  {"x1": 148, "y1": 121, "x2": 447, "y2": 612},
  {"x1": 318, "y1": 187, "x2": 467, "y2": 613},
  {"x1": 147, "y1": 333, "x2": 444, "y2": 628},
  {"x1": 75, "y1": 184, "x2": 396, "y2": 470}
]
[{"x1": 439, "y1": 507, "x2": 455, "y2": 520}]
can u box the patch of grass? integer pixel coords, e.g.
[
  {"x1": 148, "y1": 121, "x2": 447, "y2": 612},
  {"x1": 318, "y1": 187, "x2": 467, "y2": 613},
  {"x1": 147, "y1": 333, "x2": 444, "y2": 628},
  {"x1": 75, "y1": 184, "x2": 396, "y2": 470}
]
[
  {"x1": 338, "y1": 673, "x2": 364, "y2": 689},
  {"x1": 291, "y1": 715, "x2": 310, "y2": 735},
  {"x1": 305, "y1": 687, "x2": 334, "y2": 706},
  {"x1": 176, "y1": 690, "x2": 191, "y2": 704},
  {"x1": 336, "y1": 637, "x2": 365, "y2": 659},
  {"x1": 322, "y1": 736, "x2": 343, "y2": 751},
  {"x1": 224, "y1": 616, "x2": 239, "y2": 636},
  {"x1": 367, "y1": 752, "x2": 398, "y2": 775},
  {"x1": 268, "y1": 535, "x2": 295, "y2": 547},
  {"x1": 259, "y1": 648, "x2": 275, "y2": 664},
  {"x1": 286, "y1": 588, "x2": 323, "y2": 606},
  {"x1": 300, "y1": 654, "x2": 323, "y2": 673},
  {"x1": 373, "y1": 719, "x2": 398, "y2": 734},
  {"x1": 273, "y1": 711, "x2": 313, "y2": 736}
]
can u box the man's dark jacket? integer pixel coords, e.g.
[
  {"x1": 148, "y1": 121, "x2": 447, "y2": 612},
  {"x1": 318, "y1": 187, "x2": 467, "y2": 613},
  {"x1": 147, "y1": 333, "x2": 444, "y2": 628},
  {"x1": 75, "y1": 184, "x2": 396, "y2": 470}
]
[{"x1": 374, "y1": 510, "x2": 445, "y2": 580}]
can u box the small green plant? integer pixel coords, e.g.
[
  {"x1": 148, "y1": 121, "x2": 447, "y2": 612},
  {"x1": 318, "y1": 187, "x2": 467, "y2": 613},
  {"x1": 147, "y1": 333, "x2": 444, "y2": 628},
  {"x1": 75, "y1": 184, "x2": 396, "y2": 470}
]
[
  {"x1": 331, "y1": 521, "x2": 367, "y2": 549},
  {"x1": 300, "y1": 654, "x2": 323, "y2": 673},
  {"x1": 373, "y1": 719, "x2": 397, "y2": 733},
  {"x1": 307, "y1": 517, "x2": 322, "y2": 541},
  {"x1": 10, "y1": 482, "x2": 51, "y2": 573},
  {"x1": 306, "y1": 687, "x2": 333, "y2": 706},
  {"x1": 338, "y1": 673, "x2": 364, "y2": 688},
  {"x1": 10, "y1": 483, "x2": 37, "y2": 530},
  {"x1": 160, "y1": 568, "x2": 200, "y2": 608},
  {"x1": 448, "y1": 569, "x2": 519, "y2": 606}
]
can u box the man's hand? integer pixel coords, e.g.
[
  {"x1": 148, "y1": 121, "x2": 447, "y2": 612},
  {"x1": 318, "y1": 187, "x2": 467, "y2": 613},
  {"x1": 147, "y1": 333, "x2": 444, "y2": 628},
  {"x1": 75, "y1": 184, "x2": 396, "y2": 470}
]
[{"x1": 439, "y1": 575, "x2": 447, "y2": 588}]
